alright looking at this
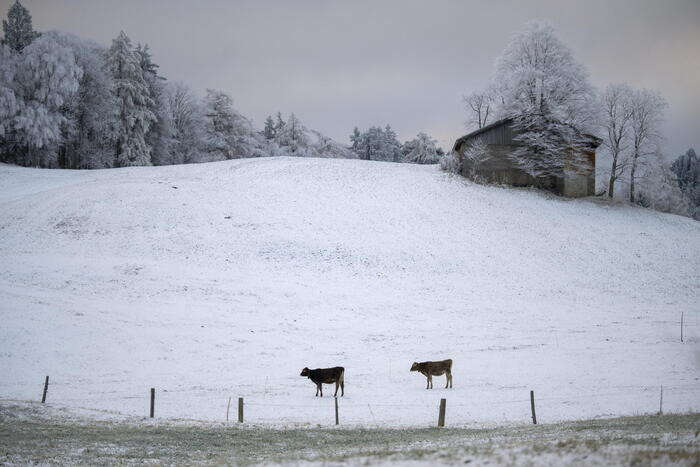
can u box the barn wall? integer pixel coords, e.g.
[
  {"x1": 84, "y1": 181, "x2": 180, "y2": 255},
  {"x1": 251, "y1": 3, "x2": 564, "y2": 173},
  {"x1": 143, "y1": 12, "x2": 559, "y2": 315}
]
[
  {"x1": 456, "y1": 121, "x2": 597, "y2": 197},
  {"x1": 460, "y1": 144, "x2": 541, "y2": 187}
]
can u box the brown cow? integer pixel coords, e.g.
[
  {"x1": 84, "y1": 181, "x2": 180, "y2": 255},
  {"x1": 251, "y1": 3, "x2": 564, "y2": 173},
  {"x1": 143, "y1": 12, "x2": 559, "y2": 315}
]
[
  {"x1": 300, "y1": 366, "x2": 345, "y2": 397},
  {"x1": 410, "y1": 359, "x2": 453, "y2": 389}
]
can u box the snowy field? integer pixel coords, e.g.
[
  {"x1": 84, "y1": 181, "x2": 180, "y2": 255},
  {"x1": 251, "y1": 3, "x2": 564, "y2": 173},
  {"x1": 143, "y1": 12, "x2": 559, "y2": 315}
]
[{"x1": 0, "y1": 157, "x2": 698, "y2": 427}]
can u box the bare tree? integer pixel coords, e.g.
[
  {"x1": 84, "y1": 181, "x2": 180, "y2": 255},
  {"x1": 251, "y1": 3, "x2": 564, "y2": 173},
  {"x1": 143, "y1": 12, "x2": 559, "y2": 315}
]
[
  {"x1": 628, "y1": 88, "x2": 667, "y2": 203},
  {"x1": 463, "y1": 91, "x2": 492, "y2": 130},
  {"x1": 600, "y1": 83, "x2": 634, "y2": 198}
]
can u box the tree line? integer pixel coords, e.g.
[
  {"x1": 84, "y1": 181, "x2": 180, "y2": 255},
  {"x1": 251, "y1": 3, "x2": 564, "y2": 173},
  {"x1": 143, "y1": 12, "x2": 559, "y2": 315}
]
[{"x1": 0, "y1": 1, "x2": 443, "y2": 170}]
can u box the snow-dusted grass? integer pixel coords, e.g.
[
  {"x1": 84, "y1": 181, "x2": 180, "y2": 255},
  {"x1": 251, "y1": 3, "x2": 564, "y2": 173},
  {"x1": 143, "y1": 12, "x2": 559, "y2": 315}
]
[
  {"x1": 0, "y1": 157, "x2": 698, "y2": 427},
  {"x1": 1, "y1": 402, "x2": 698, "y2": 465}
]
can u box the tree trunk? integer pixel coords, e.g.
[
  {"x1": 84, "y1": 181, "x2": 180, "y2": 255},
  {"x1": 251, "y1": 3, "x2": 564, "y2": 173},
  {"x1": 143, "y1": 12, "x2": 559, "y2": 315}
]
[
  {"x1": 608, "y1": 156, "x2": 617, "y2": 198},
  {"x1": 629, "y1": 154, "x2": 637, "y2": 203}
]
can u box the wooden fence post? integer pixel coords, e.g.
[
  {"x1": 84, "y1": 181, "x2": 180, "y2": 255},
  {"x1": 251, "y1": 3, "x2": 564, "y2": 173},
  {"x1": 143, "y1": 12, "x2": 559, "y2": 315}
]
[
  {"x1": 238, "y1": 397, "x2": 243, "y2": 423},
  {"x1": 41, "y1": 376, "x2": 49, "y2": 403},
  {"x1": 335, "y1": 396, "x2": 339, "y2": 425},
  {"x1": 659, "y1": 385, "x2": 663, "y2": 415},
  {"x1": 437, "y1": 398, "x2": 446, "y2": 427},
  {"x1": 150, "y1": 388, "x2": 155, "y2": 418},
  {"x1": 530, "y1": 390, "x2": 537, "y2": 425},
  {"x1": 680, "y1": 312, "x2": 684, "y2": 343},
  {"x1": 226, "y1": 397, "x2": 231, "y2": 421}
]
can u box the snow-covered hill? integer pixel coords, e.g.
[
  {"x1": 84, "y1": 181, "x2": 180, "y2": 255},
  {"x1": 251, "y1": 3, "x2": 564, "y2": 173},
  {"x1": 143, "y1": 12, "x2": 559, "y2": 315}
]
[{"x1": 0, "y1": 158, "x2": 698, "y2": 426}]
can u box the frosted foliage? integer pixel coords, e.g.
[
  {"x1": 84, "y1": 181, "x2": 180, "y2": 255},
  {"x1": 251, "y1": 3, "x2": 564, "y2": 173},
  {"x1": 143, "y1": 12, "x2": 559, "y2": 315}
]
[
  {"x1": 493, "y1": 21, "x2": 597, "y2": 178},
  {"x1": 106, "y1": 31, "x2": 155, "y2": 167},
  {"x1": 0, "y1": 46, "x2": 18, "y2": 138},
  {"x1": 165, "y1": 82, "x2": 206, "y2": 164},
  {"x1": 636, "y1": 152, "x2": 694, "y2": 218},
  {"x1": 275, "y1": 113, "x2": 309, "y2": 154},
  {"x1": 1, "y1": 0, "x2": 39, "y2": 52},
  {"x1": 402, "y1": 132, "x2": 440, "y2": 164},
  {"x1": 12, "y1": 35, "x2": 81, "y2": 166},
  {"x1": 352, "y1": 125, "x2": 402, "y2": 161},
  {"x1": 203, "y1": 89, "x2": 266, "y2": 160},
  {"x1": 46, "y1": 31, "x2": 118, "y2": 168},
  {"x1": 439, "y1": 151, "x2": 460, "y2": 174}
]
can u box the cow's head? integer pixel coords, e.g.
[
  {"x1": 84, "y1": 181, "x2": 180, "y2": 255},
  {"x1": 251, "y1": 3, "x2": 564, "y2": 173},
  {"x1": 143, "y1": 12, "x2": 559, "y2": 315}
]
[
  {"x1": 410, "y1": 362, "x2": 419, "y2": 371},
  {"x1": 300, "y1": 367, "x2": 310, "y2": 377}
]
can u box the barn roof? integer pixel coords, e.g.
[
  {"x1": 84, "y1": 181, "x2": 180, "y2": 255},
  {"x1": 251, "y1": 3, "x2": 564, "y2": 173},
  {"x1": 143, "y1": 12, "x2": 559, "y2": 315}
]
[
  {"x1": 452, "y1": 117, "x2": 602, "y2": 152},
  {"x1": 452, "y1": 118, "x2": 512, "y2": 151}
]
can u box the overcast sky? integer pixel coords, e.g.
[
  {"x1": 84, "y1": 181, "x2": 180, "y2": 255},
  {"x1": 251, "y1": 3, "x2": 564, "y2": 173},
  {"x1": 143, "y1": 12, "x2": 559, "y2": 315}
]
[{"x1": 3, "y1": 0, "x2": 699, "y2": 155}]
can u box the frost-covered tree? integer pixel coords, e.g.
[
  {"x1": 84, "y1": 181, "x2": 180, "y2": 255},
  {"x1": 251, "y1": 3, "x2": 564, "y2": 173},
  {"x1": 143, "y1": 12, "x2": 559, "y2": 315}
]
[
  {"x1": 275, "y1": 112, "x2": 308, "y2": 154},
  {"x1": 439, "y1": 150, "x2": 461, "y2": 174},
  {"x1": 136, "y1": 43, "x2": 174, "y2": 165},
  {"x1": 351, "y1": 125, "x2": 402, "y2": 161},
  {"x1": 1, "y1": 0, "x2": 39, "y2": 53},
  {"x1": 459, "y1": 137, "x2": 490, "y2": 179},
  {"x1": 402, "y1": 133, "x2": 440, "y2": 164},
  {"x1": 46, "y1": 31, "x2": 117, "y2": 168},
  {"x1": 165, "y1": 82, "x2": 206, "y2": 164},
  {"x1": 636, "y1": 151, "x2": 694, "y2": 218},
  {"x1": 358, "y1": 126, "x2": 382, "y2": 160},
  {"x1": 263, "y1": 115, "x2": 276, "y2": 140},
  {"x1": 383, "y1": 124, "x2": 402, "y2": 162},
  {"x1": 106, "y1": 31, "x2": 155, "y2": 167},
  {"x1": 11, "y1": 35, "x2": 82, "y2": 167},
  {"x1": 671, "y1": 148, "x2": 700, "y2": 214},
  {"x1": 492, "y1": 21, "x2": 597, "y2": 179},
  {"x1": 203, "y1": 89, "x2": 265, "y2": 159},
  {"x1": 310, "y1": 129, "x2": 357, "y2": 159},
  {"x1": 463, "y1": 90, "x2": 493, "y2": 130},
  {"x1": 350, "y1": 126, "x2": 361, "y2": 152},
  {"x1": 274, "y1": 112, "x2": 285, "y2": 134},
  {"x1": 628, "y1": 88, "x2": 667, "y2": 203},
  {"x1": 600, "y1": 84, "x2": 634, "y2": 198},
  {"x1": 0, "y1": 45, "x2": 18, "y2": 147}
]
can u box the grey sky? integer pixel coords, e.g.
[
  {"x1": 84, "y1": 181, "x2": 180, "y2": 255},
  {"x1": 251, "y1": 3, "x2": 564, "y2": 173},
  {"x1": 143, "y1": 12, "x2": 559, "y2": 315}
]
[{"x1": 3, "y1": 0, "x2": 699, "y2": 156}]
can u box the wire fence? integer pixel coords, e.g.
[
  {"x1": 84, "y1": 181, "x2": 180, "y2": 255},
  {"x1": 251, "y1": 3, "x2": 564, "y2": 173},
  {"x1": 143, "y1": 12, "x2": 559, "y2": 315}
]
[{"x1": 2, "y1": 376, "x2": 698, "y2": 427}]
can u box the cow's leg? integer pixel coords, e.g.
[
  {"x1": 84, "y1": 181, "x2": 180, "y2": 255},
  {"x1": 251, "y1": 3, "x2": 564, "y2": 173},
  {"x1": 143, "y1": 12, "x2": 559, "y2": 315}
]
[
  {"x1": 334, "y1": 380, "x2": 339, "y2": 397},
  {"x1": 319, "y1": 383, "x2": 323, "y2": 397},
  {"x1": 445, "y1": 372, "x2": 450, "y2": 388},
  {"x1": 340, "y1": 379, "x2": 344, "y2": 396},
  {"x1": 315, "y1": 384, "x2": 319, "y2": 396}
]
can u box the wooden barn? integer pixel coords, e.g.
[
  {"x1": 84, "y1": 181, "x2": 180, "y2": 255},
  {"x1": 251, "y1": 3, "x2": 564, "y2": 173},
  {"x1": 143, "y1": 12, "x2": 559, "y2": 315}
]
[{"x1": 452, "y1": 118, "x2": 601, "y2": 197}]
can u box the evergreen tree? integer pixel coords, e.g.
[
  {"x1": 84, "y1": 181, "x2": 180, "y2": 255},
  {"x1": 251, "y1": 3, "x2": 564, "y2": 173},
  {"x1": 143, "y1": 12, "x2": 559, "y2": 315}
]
[
  {"x1": 1, "y1": 0, "x2": 39, "y2": 53},
  {"x1": 274, "y1": 111, "x2": 285, "y2": 133},
  {"x1": 136, "y1": 43, "x2": 174, "y2": 165},
  {"x1": 671, "y1": 148, "x2": 700, "y2": 209},
  {"x1": 350, "y1": 126, "x2": 361, "y2": 151},
  {"x1": 203, "y1": 89, "x2": 264, "y2": 159},
  {"x1": 106, "y1": 31, "x2": 155, "y2": 167},
  {"x1": 383, "y1": 124, "x2": 401, "y2": 162},
  {"x1": 263, "y1": 115, "x2": 275, "y2": 140}
]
